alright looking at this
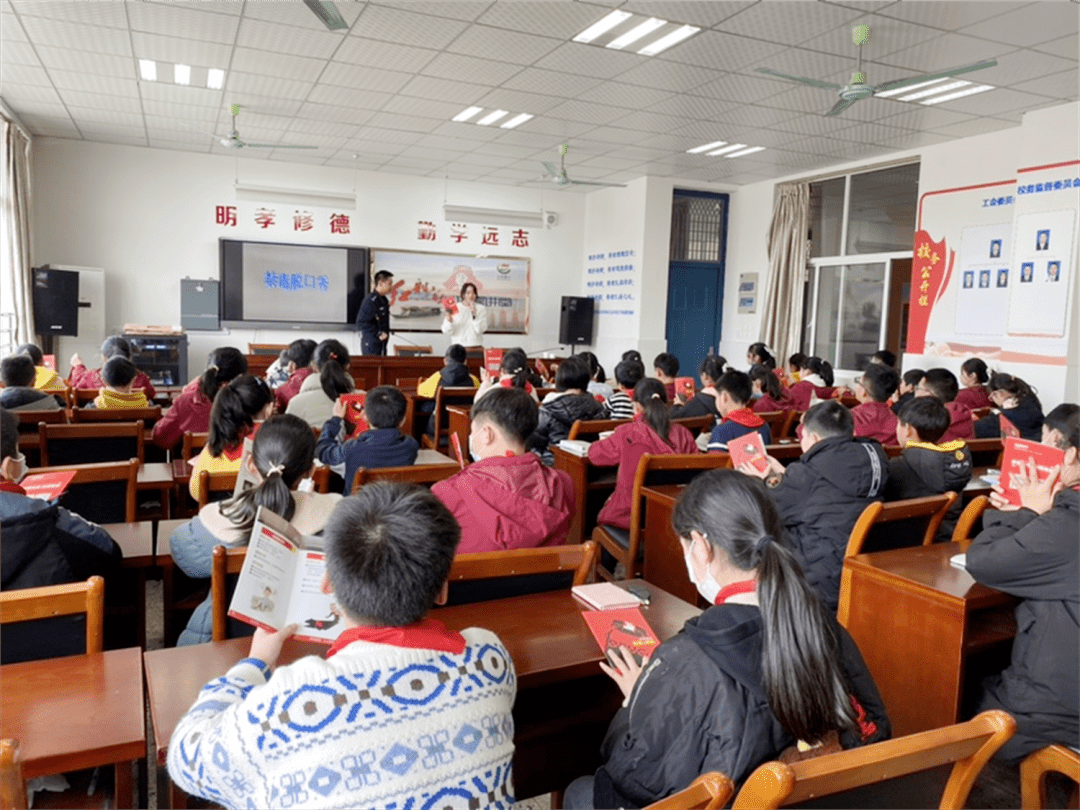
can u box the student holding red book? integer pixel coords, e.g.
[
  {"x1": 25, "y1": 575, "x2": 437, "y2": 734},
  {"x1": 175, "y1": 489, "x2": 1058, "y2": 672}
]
[{"x1": 707, "y1": 371, "x2": 770, "y2": 452}]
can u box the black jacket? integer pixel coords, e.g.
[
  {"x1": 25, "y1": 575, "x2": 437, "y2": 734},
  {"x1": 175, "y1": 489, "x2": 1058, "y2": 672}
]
[
  {"x1": 967, "y1": 487, "x2": 1079, "y2": 761},
  {"x1": 669, "y1": 392, "x2": 719, "y2": 425},
  {"x1": 883, "y1": 440, "x2": 972, "y2": 544},
  {"x1": 439, "y1": 361, "x2": 474, "y2": 387},
  {"x1": 529, "y1": 392, "x2": 606, "y2": 454},
  {"x1": 593, "y1": 604, "x2": 891, "y2": 809},
  {"x1": 768, "y1": 436, "x2": 888, "y2": 612},
  {"x1": 355, "y1": 291, "x2": 389, "y2": 341},
  {"x1": 974, "y1": 398, "x2": 1044, "y2": 441},
  {"x1": 0, "y1": 387, "x2": 63, "y2": 411},
  {"x1": 316, "y1": 420, "x2": 420, "y2": 493}
]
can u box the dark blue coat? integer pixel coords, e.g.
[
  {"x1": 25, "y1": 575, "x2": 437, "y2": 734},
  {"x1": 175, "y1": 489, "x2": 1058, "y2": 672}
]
[{"x1": 316, "y1": 419, "x2": 419, "y2": 492}]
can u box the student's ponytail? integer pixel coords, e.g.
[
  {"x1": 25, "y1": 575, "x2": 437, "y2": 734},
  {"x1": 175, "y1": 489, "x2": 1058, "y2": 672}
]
[
  {"x1": 700, "y1": 355, "x2": 727, "y2": 387},
  {"x1": 199, "y1": 347, "x2": 247, "y2": 402},
  {"x1": 634, "y1": 378, "x2": 673, "y2": 446},
  {"x1": 803, "y1": 356, "x2": 834, "y2": 387},
  {"x1": 501, "y1": 350, "x2": 530, "y2": 390},
  {"x1": 750, "y1": 363, "x2": 783, "y2": 401},
  {"x1": 207, "y1": 375, "x2": 273, "y2": 457},
  {"x1": 748, "y1": 342, "x2": 776, "y2": 370},
  {"x1": 313, "y1": 339, "x2": 353, "y2": 401},
  {"x1": 961, "y1": 358, "x2": 989, "y2": 384}
]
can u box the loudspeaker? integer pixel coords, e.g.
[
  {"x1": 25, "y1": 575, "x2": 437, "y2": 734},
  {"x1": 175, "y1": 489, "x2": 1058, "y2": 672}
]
[
  {"x1": 32, "y1": 267, "x2": 79, "y2": 336},
  {"x1": 559, "y1": 296, "x2": 594, "y2": 345}
]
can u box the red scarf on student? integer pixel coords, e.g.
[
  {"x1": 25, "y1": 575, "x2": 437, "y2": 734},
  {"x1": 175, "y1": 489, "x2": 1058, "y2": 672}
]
[
  {"x1": 714, "y1": 579, "x2": 757, "y2": 605},
  {"x1": 723, "y1": 408, "x2": 765, "y2": 429},
  {"x1": 326, "y1": 618, "x2": 466, "y2": 657},
  {"x1": 0, "y1": 481, "x2": 26, "y2": 495}
]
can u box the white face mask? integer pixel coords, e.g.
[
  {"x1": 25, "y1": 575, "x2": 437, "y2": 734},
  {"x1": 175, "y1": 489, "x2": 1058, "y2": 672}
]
[
  {"x1": 6, "y1": 452, "x2": 28, "y2": 483},
  {"x1": 683, "y1": 539, "x2": 723, "y2": 605}
]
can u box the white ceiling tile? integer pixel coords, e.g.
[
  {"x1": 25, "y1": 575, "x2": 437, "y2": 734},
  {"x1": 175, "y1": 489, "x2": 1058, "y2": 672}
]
[
  {"x1": 380, "y1": 2, "x2": 492, "y2": 23},
  {"x1": 287, "y1": 118, "x2": 359, "y2": 138},
  {"x1": 13, "y1": 0, "x2": 129, "y2": 29},
  {"x1": 9, "y1": 101, "x2": 70, "y2": 120},
  {"x1": 475, "y1": 87, "x2": 565, "y2": 115},
  {"x1": 131, "y1": 32, "x2": 233, "y2": 66},
  {"x1": 1, "y1": 63, "x2": 51, "y2": 88},
  {"x1": 691, "y1": 73, "x2": 791, "y2": 103},
  {"x1": 748, "y1": 47, "x2": 863, "y2": 82},
  {"x1": 655, "y1": 30, "x2": 788, "y2": 72},
  {"x1": 1033, "y1": 33, "x2": 1078, "y2": 60},
  {"x1": 621, "y1": 1, "x2": 755, "y2": 28},
  {"x1": 713, "y1": 104, "x2": 803, "y2": 128},
  {"x1": 67, "y1": 107, "x2": 147, "y2": 128},
  {"x1": 49, "y1": 69, "x2": 139, "y2": 96},
  {"x1": 16, "y1": 15, "x2": 131, "y2": 55},
  {"x1": 413, "y1": 133, "x2": 490, "y2": 153},
  {"x1": 756, "y1": 116, "x2": 854, "y2": 140},
  {"x1": 831, "y1": 121, "x2": 918, "y2": 144},
  {"x1": 616, "y1": 59, "x2": 723, "y2": 92},
  {"x1": 959, "y1": 3, "x2": 1078, "y2": 47},
  {"x1": 1, "y1": 85, "x2": 64, "y2": 110},
  {"x1": 20, "y1": 117, "x2": 80, "y2": 138},
  {"x1": 452, "y1": 151, "x2": 519, "y2": 168},
  {"x1": 306, "y1": 84, "x2": 394, "y2": 109},
  {"x1": 241, "y1": 0, "x2": 364, "y2": 28},
  {"x1": 517, "y1": 116, "x2": 596, "y2": 139},
  {"x1": 939, "y1": 87, "x2": 1063, "y2": 117},
  {"x1": 502, "y1": 67, "x2": 604, "y2": 97},
  {"x1": 574, "y1": 124, "x2": 654, "y2": 144},
  {"x1": 354, "y1": 4, "x2": 470, "y2": 49},
  {"x1": 321, "y1": 62, "x2": 413, "y2": 93},
  {"x1": 64, "y1": 93, "x2": 144, "y2": 114},
  {"x1": 34, "y1": 47, "x2": 132, "y2": 78},
  {"x1": 126, "y1": 2, "x2": 239, "y2": 43},
  {"x1": 399, "y1": 75, "x2": 488, "y2": 105},
  {"x1": 480, "y1": 141, "x2": 548, "y2": 159},
  {"x1": 429, "y1": 120, "x2": 505, "y2": 141},
  {"x1": 976, "y1": 48, "x2": 1078, "y2": 88},
  {"x1": 875, "y1": 130, "x2": 956, "y2": 150},
  {"x1": 1009, "y1": 69, "x2": 1080, "y2": 101},
  {"x1": 229, "y1": 48, "x2": 327, "y2": 83},
  {"x1": 608, "y1": 109, "x2": 696, "y2": 133},
  {"x1": 574, "y1": 82, "x2": 674, "y2": 109},
  {"x1": 420, "y1": 52, "x2": 523, "y2": 85},
  {"x1": 382, "y1": 155, "x2": 448, "y2": 170},
  {"x1": 364, "y1": 111, "x2": 444, "y2": 133},
  {"x1": 1, "y1": 40, "x2": 40, "y2": 65},
  {"x1": 875, "y1": 32, "x2": 1015, "y2": 73},
  {"x1": 297, "y1": 101, "x2": 377, "y2": 125},
  {"x1": 397, "y1": 144, "x2": 467, "y2": 162},
  {"x1": 477, "y1": 2, "x2": 622, "y2": 40},
  {"x1": 226, "y1": 72, "x2": 314, "y2": 101},
  {"x1": 928, "y1": 116, "x2": 1020, "y2": 138},
  {"x1": 345, "y1": 137, "x2": 410, "y2": 156},
  {"x1": 799, "y1": 13, "x2": 941, "y2": 58},
  {"x1": 876, "y1": 1, "x2": 1028, "y2": 32},
  {"x1": 236, "y1": 18, "x2": 343, "y2": 59},
  {"x1": 494, "y1": 128, "x2": 564, "y2": 148},
  {"x1": 446, "y1": 25, "x2": 562, "y2": 65},
  {"x1": 380, "y1": 95, "x2": 471, "y2": 121},
  {"x1": 534, "y1": 42, "x2": 644, "y2": 80},
  {"x1": 334, "y1": 37, "x2": 438, "y2": 72},
  {"x1": 145, "y1": 115, "x2": 219, "y2": 138},
  {"x1": 139, "y1": 82, "x2": 227, "y2": 108},
  {"x1": 80, "y1": 129, "x2": 148, "y2": 145},
  {"x1": 1, "y1": 9, "x2": 29, "y2": 42},
  {"x1": 758, "y1": 82, "x2": 844, "y2": 114},
  {"x1": 641, "y1": 93, "x2": 737, "y2": 119},
  {"x1": 544, "y1": 98, "x2": 632, "y2": 126},
  {"x1": 717, "y1": 1, "x2": 862, "y2": 45},
  {"x1": 877, "y1": 106, "x2": 976, "y2": 130}
]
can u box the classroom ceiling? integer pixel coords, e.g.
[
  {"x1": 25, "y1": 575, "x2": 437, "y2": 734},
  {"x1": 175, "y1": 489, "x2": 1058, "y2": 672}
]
[{"x1": 1, "y1": 0, "x2": 1077, "y2": 190}]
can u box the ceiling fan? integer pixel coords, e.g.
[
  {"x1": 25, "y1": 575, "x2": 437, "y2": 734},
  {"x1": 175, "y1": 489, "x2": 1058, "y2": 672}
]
[
  {"x1": 539, "y1": 144, "x2": 627, "y2": 188},
  {"x1": 755, "y1": 25, "x2": 997, "y2": 117},
  {"x1": 186, "y1": 104, "x2": 318, "y2": 151}
]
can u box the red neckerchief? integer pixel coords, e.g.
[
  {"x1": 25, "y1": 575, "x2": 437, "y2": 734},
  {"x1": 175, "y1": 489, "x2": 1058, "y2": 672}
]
[
  {"x1": 714, "y1": 579, "x2": 757, "y2": 605},
  {"x1": 0, "y1": 480, "x2": 26, "y2": 495},
  {"x1": 724, "y1": 408, "x2": 765, "y2": 428},
  {"x1": 326, "y1": 617, "x2": 466, "y2": 658},
  {"x1": 221, "y1": 423, "x2": 261, "y2": 461}
]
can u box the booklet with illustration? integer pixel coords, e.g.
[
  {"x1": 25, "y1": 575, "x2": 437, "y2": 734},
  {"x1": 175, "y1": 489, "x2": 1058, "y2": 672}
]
[
  {"x1": 999, "y1": 414, "x2": 1021, "y2": 439},
  {"x1": 340, "y1": 392, "x2": 369, "y2": 436},
  {"x1": 227, "y1": 506, "x2": 340, "y2": 644},
  {"x1": 21, "y1": 470, "x2": 77, "y2": 501},
  {"x1": 999, "y1": 436, "x2": 1065, "y2": 506},
  {"x1": 675, "y1": 376, "x2": 696, "y2": 401},
  {"x1": 581, "y1": 607, "x2": 661, "y2": 666},
  {"x1": 728, "y1": 430, "x2": 769, "y2": 473},
  {"x1": 442, "y1": 297, "x2": 458, "y2": 316},
  {"x1": 484, "y1": 348, "x2": 504, "y2": 376}
]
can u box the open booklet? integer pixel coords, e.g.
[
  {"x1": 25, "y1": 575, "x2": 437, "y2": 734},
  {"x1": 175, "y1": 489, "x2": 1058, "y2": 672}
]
[{"x1": 227, "y1": 506, "x2": 341, "y2": 644}]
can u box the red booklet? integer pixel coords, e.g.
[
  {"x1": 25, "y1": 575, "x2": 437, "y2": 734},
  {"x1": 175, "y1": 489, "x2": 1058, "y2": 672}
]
[
  {"x1": 42, "y1": 354, "x2": 57, "y2": 371},
  {"x1": 450, "y1": 432, "x2": 466, "y2": 469},
  {"x1": 581, "y1": 607, "x2": 661, "y2": 666},
  {"x1": 442, "y1": 297, "x2": 458, "y2": 315},
  {"x1": 534, "y1": 358, "x2": 548, "y2": 379},
  {"x1": 484, "y1": 348, "x2": 504, "y2": 376},
  {"x1": 675, "y1": 376, "x2": 696, "y2": 401},
  {"x1": 20, "y1": 470, "x2": 77, "y2": 501},
  {"x1": 999, "y1": 436, "x2": 1065, "y2": 506},
  {"x1": 339, "y1": 393, "x2": 369, "y2": 436},
  {"x1": 728, "y1": 430, "x2": 769, "y2": 474},
  {"x1": 999, "y1": 414, "x2": 1021, "y2": 438}
]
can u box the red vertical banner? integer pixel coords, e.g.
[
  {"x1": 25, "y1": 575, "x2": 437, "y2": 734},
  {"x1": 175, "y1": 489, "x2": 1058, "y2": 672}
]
[{"x1": 907, "y1": 230, "x2": 952, "y2": 354}]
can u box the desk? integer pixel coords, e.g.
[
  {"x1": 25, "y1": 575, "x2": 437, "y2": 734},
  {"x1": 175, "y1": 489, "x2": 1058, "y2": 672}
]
[
  {"x1": 551, "y1": 446, "x2": 617, "y2": 546},
  {"x1": 415, "y1": 448, "x2": 457, "y2": 465},
  {"x1": 103, "y1": 521, "x2": 158, "y2": 647},
  {"x1": 640, "y1": 484, "x2": 702, "y2": 606},
  {"x1": 137, "y1": 461, "x2": 175, "y2": 519},
  {"x1": 839, "y1": 543, "x2": 1015, "y2": 737},
  {"x1": 0, "y1": 647, "x2": 145, "y2": 808},
  {"x1": 145, "y1": 583, "x2": 700, "y2": 805}
]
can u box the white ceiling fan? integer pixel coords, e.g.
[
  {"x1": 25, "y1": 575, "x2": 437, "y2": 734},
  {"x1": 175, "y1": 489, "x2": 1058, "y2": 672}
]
[
  {"x1": 538, "y1": 144, "x2": 627, "y2": 188},
  {"x1": 756, "y1": 25, "x2": 998, "y2": 117},
  {"x1": 185, "y1": 104, "x2": 318, "y2": 151}
]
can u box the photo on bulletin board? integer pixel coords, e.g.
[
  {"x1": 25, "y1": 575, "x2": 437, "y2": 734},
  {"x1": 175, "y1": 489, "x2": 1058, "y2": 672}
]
[
  {"x1": 989, "y1": 239, "x2": 1002, "y2": 258},
  {"x1": 371, "y1": 248, "x2": 530, "y2": 334},
  {"x1": 1007, "y1": 209, "x2": 1075, "y2": 337},
  {"x1": 1020, "y1": 263, "x2": 1034, "y2": 283}
]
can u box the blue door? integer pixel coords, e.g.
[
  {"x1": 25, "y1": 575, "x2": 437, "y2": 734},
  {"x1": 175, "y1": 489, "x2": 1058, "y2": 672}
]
[{"x1": 665, "y1": 260, "x2": 724, "y2": 377}]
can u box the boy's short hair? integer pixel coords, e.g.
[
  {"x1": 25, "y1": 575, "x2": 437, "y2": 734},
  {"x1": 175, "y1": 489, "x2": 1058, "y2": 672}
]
[
  {"x1": 373, "y1": 270, "x2": 394, "y2": 284},
  {"x1": 363, "y1": 385, "x2": 406, "y2": 429},
  {"x1": 446, "y1": 343, "x2": 467, "y2": 364},
  {"x1": 902, "y1": 368, "x2": 925, "y2": 388},
  {"x1": 1, "y1": 355, "x2": 35, "y2": 388},
  {"x1": 860, "y1": 363, "x2": 899, "y2": 403},
  {"x1": 613, "y1": 359, "x2": 645, "y2": 390},
  {"x1": 870, "y1": 350, "x2": 897, "y2": 368},
  {"x1": 15, "y1": 343, "x2": 44, "y2": 365},
  {"x1": 100, "y1": 335, "x2": 132, "y2": 360},
  {"x1": 653, "y1": 352, "x2": 679, "y2": 378},
  {"x1": 556, "y1": 355, "x2": 591, "y2": 391},
  {"x1": 324, "y1": 482, "x2": 460, "y2": 625},
  {"x1": 472, "y1": 386, "x2": 538, "y2": 443},
  {"x1": 715, "y1": 370, "x2": 752, "y2": 406},
  {"x1": 897, "y1": 396, "x2": 950, "y2": 443},
  {"x1": 803, "y1": 400, "x2": 854, "y2": 439},
  {"x1": 0, "y1": 407, "x2": 18, "y2": 460},
  {"x1": 921, "y1": 369, "x2": 959, "y2": 402},
  {"x1": 1044, "y1": 403, "x2": 1080, "y2": 451},
  {"x1": 102, "y1": 356, "x2": 137, "y2": 388},
  {"x1": 283, "y1": 339, "x2": 317, "y2": 368},
  {"x1": 621, "y1": 350, "x2": 642, "y2": 364}
]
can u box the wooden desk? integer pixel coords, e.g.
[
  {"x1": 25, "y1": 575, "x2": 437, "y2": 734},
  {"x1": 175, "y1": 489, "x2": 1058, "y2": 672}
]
[
  {"x1": 103, "y1": 521, "x2": 157, "y2": 646},
  {"x1": 137, "y1": 460, "x2": 175, "y2": 519},
  {"x1": 840, "y1": 543, "x2": 1015, "y2": 737},
  {"x1": 0, "y1": 647, "x2": 145, "y2": 808},
  {"x1": 551, "y1": 445, "x2": 617, "y2": 546},
  {"x1": 145, "y1": 583, "x2": 700, "y2": 804},
  {"x1": 640, "y1": 484, "x2": 704, "y2": 606},
  {"x1": 415, "y1": 448, "x2": 456, "y2": 465}
]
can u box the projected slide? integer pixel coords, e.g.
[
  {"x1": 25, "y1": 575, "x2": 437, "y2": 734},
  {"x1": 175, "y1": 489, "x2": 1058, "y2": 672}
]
[{"x1": 242, "y1": 243, "x2": 348, "y2": 324}]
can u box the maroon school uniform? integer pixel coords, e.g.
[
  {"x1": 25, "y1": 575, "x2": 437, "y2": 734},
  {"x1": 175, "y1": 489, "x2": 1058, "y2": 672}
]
[
  {"x1": 753, "y1": 393, "x2": 791, "y2": 413},
  {"x1": 151, "y1": 378, "x2": 211, "y2": 449},
  {"x1": 788, "y1": 380, "x2": 813, "y2": 411},
  {"x1": 942, "y1": 400, "x2": 975, "y2": 442},
  {"x1": 663, "y1": 381, "x2": 676, "y2": 403},
  {"x1": 274, "y1": 367, "x2": 314, "y2": 411},
  {"x1": 69, "y1": 365, "x2": 157, "y2": 400},
  {"x1": 851, "y1": 400, "x2": 899, "y2": 445},
  {"x1": 955, "y1": 385, "x2": 991, "y2": 411}
]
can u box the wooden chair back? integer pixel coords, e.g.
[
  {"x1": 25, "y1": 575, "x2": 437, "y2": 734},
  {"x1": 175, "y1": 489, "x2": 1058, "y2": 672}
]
[
  {"x1": 567, "y1": 417, "x2": 630, "y2": 441},
  {"x1": 756, "y1": 411, "x2": 789, "y2": 442},
  {"x1": 0, "y1": 739, "x2": 27, "y2": 810},
  {"x1": 535, "y1": 387, "x2": 557, "y2": 400},
  {"x1": 351, "y1": 463, "x2": 460, "y2": 494},
  {"x1": 38, "y1": 421, "x2": 144, "y2": 467},
  {"x1": 844, "y1": 492, "x2": 959, "y2": 558},
  {"x1": 672, "y1": 414, "x2": 714, "y2": 437},
  {"x1": 0, "y1": 576, "x2": 105, "y2": 655},
  {"x1": 1020, "y1": 744, "x2": 1080, "y2": 810},
  {"x1": 972, "y1": 406, "x2": 993, "y2": 421},
  {"x1": 646, "y1": 772, "x2": 734, "y2": 810},
  {"x1": 13, "y1": 408, "x2": 67, "y2": 433},
  {"x1": 421, "y1": 386, "x2": 477, "y2": 450},
  {"x1": 197, "y1": 469, "x2": 240, "y2": 509},
  {"x1": 182, "y1": 431, "x2": 209, "y2": 461},
  {"x1": 394, "y1": 345, "x2": 433, "y2": 357},
  {"x1": 72, "y1": 388, "x2": 100, "y2": 406},
  {"x1": 952, "y1": 495, "x2": 990, "y2": 550},
  {"x1": 731, "y1": 710, "x2": 1016, "y2": 810},
  {"x1": 211, "y1": 545, "x2": 249, "y2": 642},
  {"x1": 966, "y1": 437, "x2": 1004, "y2": 467},
  {"x1": 25, "y1": 459, "x2": 139, "y2": 523},
  {"x1": 71, "y1": 404, "x2": 161, "y2": 428},
  {"x1": 446, "y1": 405, "x2": 472, "y2": 465},
  {"x1": 449, "y1": 542, "x2": 598, "y2": 586},
  {"x1": 778, "y1": 410, "x2": 802, "y2": 440}
]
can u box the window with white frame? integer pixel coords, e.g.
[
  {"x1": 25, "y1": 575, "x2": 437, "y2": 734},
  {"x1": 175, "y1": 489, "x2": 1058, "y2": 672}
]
[{"x1": 804, "y1": 162, "x2": 918, "y2": 371}]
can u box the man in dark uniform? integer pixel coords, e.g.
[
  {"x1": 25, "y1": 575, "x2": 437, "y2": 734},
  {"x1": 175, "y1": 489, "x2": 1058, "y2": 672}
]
[{"x1": 356, "y1": 270, "x2": 393, "y2": 356}]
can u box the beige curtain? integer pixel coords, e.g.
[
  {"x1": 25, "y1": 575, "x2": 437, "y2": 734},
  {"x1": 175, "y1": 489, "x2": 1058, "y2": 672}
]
[
  {"x1": 759, "y1": 182, "x2": 810, "y2": 365},
  {"x1": 1, "y1": 113, "x2": 35, "y2": 348}
]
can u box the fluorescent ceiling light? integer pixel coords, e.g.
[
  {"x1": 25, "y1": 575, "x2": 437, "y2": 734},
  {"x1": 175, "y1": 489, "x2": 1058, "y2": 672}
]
[
  {"x1": 921, "y1": 84, "x2": 993, "y2": 105},
  {"x1": 174, "y1": 63, "x2": 191, "y2": 85},
  {"x1": 707, "y1": 143, "x2": 746, "y2": 156},
  {"x1": 687, "y1": 140, "x2": 727, "y2": 154},
  {"x1": 898, "y1": 80, "x2": 969, "y2": 102},
  {"x1": 139, "y1": 59, "x2": 156, "y2": 81},
  {"x1": 875, "y1": 77, "x2": 950, "y2": 98},
  {"x1": 573, "y1": 10, "x2": 632, "y2": 43},
  {"x1": 452, "y1": 106, "x2": 483, "y2": 123},
  {"x1": 443, "y1": 203, "x2": 546, "y2": 228},
  {"x1": 476, "y1": 109, "x2": 508, "y2": 126},
  {"x1": 607, "y1": 17, "x2": 666, "y2": 50},
  {"x1": 724, "y1": 145, "x2": 766, "y2": 158},
  {"x1": 207, "y1": 68, "x2": 225, "y2": 90},
  {"x1": 500, "y1": 113, "x2": 533, "y2": 129},
  {"x1": 638, "y1": 24, "x2": 701, "y2": 56},
  {"x1": 235, "y1": 182, "x2": 355, "y2": 209}
]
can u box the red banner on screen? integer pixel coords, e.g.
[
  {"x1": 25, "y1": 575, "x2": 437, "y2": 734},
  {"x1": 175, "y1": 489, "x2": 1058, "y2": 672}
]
[{"x1": 907, "y1": 230, "x2": 952, "y2": 355}]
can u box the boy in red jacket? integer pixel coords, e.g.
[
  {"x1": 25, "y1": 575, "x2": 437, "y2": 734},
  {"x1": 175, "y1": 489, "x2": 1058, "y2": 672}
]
[{"x1": 851, "y1": 363, "x2": 900, "y2": 445}]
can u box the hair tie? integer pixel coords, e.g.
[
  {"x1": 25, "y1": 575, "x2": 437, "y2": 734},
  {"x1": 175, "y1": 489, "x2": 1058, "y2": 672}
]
[
  {"x1": 329, "y1": 353, "x2": 337, "y2": 361},
  {"x1": 651, "y1": 392, "x2": 661, "y2": 400},
  {"x1": 510, "y1": 367, "x2": 524, "y2": 374},
  {"x1": 755, "y1": 534, "x2": 775, "y2": 553},
  {"x1": 207, "y1": 364, "x2": 219, "y2": 372},
  {"x1": 265, "y1": 462, "x2": 285, "y2": 477}
]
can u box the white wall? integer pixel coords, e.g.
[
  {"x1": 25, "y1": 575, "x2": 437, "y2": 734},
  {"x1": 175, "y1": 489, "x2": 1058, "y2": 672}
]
[{"x1": 30, "y1": 138, "x2": 585, "y2": 372}]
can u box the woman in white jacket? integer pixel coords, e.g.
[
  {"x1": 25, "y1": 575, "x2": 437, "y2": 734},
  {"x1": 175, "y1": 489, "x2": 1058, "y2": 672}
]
[{"x1": 441, "y1": 282, "x2": 488, "y2": 347}]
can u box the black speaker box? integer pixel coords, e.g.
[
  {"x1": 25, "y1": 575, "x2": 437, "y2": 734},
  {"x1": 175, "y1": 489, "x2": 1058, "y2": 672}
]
[
  {"x1": 32, "y1": 267, "x2": 80, "y2": 336},
  {"x1": 559, "y1": 296, "x2": 595, "y2": 345}
]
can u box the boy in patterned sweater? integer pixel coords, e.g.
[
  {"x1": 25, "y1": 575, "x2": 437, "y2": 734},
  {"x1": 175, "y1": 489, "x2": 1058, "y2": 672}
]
[{"x1": 167, "y1": 482, "x2": 517, "y2": 810}]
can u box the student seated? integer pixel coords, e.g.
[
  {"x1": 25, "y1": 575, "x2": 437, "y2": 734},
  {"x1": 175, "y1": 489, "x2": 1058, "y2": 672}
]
[
  {"x1": 417, "y1": 343, "x2": 478, "y2": 398},
  {"x1": 589, "y1": 378, "x2": 699, "y2": 534},
  {"x1": 870, "y1": 349, "x2": 896, "y2": 368},
  {"x1": 974, "y1": 372, "x2": 1045, "y2": 441},
  {"x1": 580, "y1": 351, "x2": 613, "y2": 400},
  {"x1": 316, "y1": 385, "x2": 419, "y2": 490},
  {"x1": 152, "y1": 347, "x2": 247, "y2": 451},
  {"x1": 167, "y1": 482, "x2": 517, "y2": 808},
  {"x1": 68, "y1": 335, "x2": 156, "y2": 400},
  {"x1": 189, "y1": 375, "x2": 274, "y2": 502},
  {"x1": 707, "y1": 370, "x2": 771, "y2": 452},
  {"x1": 263, "y1": 348, "x2": 291, "y2": 389},
  {"x1": 603, "y1": 358, "x2": 643, "y2": 420},
  {"x1": 967, "y1": 403, "x2": 1078, "y2": 763},
  {"x1": 739, "y1": 401, "x2": 888, "y2": 613},
  {"x1": 563, "y1": 470, "x2": 890, "y2": 809},
  {"x1": 917, "y1": 368, "x2": 974, "y2": 442},
  {"x1": 955, "y1": 357, "x2": 992, "y2": 410},
  {"x1": 750, "y1": 362, "x2": 791, "y2": 413},
  {"x1": 0, "y1": 354, "x2": 62, "y2": 411},
  {"x1": 884, "y1": 397, "x2": 972, "y2": 543},
  {"x1": 788, "y1": 356, "x2": 834, "y2": 410},
  {"x1": 652, "y1": 352, "x2": 679, "y2": 402},
  {"x1": 285, "y1": 339, "x2": 359, "y2": 428},
  {"x1": 434, "y1": 387, "x2": 574, "y2": 553},
  {"x1": 528, "y1": 355, "x2": 606, "y2": 460},
  {"x1": 891, "y1": 367, "x2": 924, "y2": 415},
  {"x1": 15, "y1": 343, "x2": 65, "y2": 391},
  {"x1": 272, "y1": 338, "x2": 317, "y2": 411},
  {"x1": 746, "y1": 341, "x2": 776, "y2": 373},
  {"x1": 786, "y1": 351, "x2": 807, "y2": 386},
  {"x1": 474, "y1": 349, "x2": 539, "y2": 404},
  {"x1": 850, "y1": 363, "x2": 900, "y2": 445},
  {"x1": 670, "y1": 355, "x2": 725, "y2": 424},
  {"x1": 92, "y1": 356, "x2": 149, "y2": 409}
]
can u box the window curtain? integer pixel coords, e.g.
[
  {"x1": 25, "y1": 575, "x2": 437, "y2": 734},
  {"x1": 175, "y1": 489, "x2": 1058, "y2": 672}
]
[
  {"x1": 2, "y1": 113, "x2": 35, "y2": 347},
  {"x1": 760, "y1": 182, "x2": 810, "y2": 366}
]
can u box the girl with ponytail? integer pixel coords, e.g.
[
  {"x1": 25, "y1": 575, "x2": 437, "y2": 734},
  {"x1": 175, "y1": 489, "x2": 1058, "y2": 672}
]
[
  {"x1": 788, "y1": 355, "x2": 836, "y2": 410},
  {"x1": 286, "y1": 339, "x2": 362, "y2": 427},
  {"x1": 670, "y1": 354, "x2": 726, "y2": 423},
  {"x1": 955, "y1": 357, "x2": 992, "y2": 410},
  {"x1": 152, "y1": 347, "x2": 247, "y2": 451},
  {"x1": 475, "y1": 349, "x2": 539, "y2": 403},
  {"x1": 586, "y1": 378, "x2": 699, "y2": 548},
  {"x1": 171, "y1": 414, "x2": 342, "y2": 645},
  {"x1": 750, "y1": 363, "x2": 791, "y2": 413},
  {"x1": 563, "y1": 470, "x2": 890, "y2": 809}
]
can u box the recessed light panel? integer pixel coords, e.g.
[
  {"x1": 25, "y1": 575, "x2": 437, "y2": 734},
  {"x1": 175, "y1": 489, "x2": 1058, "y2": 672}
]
[{"x1": 572, "y1": 12, "x2": 700, "y2": 56}]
